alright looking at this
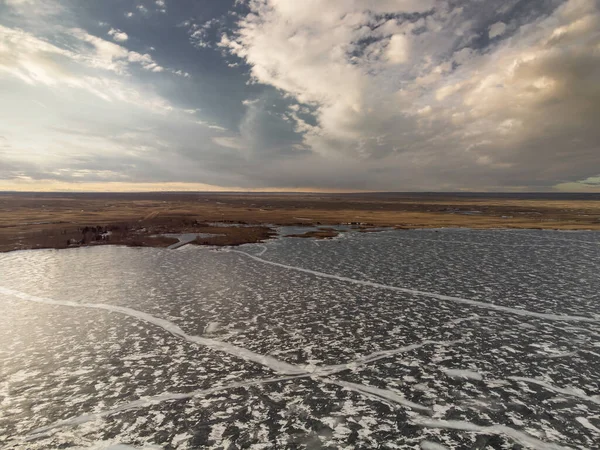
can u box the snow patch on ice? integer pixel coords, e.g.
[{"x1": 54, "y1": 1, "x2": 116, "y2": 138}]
[
  {"x1": 442, "y1": 369, "x2": 483, "y2": 381},
  {"x1": 203, "y1": 322, "x2": 221, "y2": 334},
  {"x1": 421, "y1": 441, "x2": 449, "y2": 450},
  {"x1": 576, "y1": 417, "x2": 600, "y2": 434}
]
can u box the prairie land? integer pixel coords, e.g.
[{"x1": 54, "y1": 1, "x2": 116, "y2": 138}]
[{"x1": 1, "y1": 192, "x2": 599, "y2": 252}]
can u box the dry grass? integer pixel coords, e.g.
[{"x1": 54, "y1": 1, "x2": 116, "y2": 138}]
[
  {"x1": 1, "y1": 192, "x2": 599, "y2": 252},
  {"x1": 194, "y1": 226, "x2": 276, "y2": 246}
]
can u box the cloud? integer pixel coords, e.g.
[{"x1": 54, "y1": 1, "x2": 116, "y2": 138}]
[
  {"x1": 0, "y1": 25, "x2": 189, "y2": 91},
  {"x1": 0, "y1": 26, "x2": 199, "y2": 135},
  {"x1": 69, "y1": 28, "x2": 162, "y2": 74},
  {"x1": 108, "y1": 28, "x2": 128, "y2": 42},
  {"x1": 196, "y1": 120, "x2": 227, "y2": 132},
  {"x1": 122, "y1": 1, "x2": 167, "y2": 18},
  {"x1": 219, "y1": 0, "x2": 446, "y2": 160},
  {"x1": 219, "y1": 0, "x2": 600, "y2": 190},
  {"x1": 180, "y1": 18, "x2": 223, "y2": 49},
  {"x1": 386, "y1": 34, "x2": 410, "y2": 64},
  {"x1": 0, "y1": 3, "x2": 235, "y2": 190},
  {"x1": 2, "y1": 0, "x2": 599, "y2": 192},
  {"x1": 3, "y1": 0, "x2": 63, "y2": 16},
  {"x1": 155, "y1": 0, "x2": 167, "y2": 14},
  {"x1": 488, "y1": 21, "x2": 507, "y2": 39},
  {"x1": 3, "y1": 0, "x2": 35, "y2": 5},
  {"x1": 212, "y1": 136, "x2": 246, "y2": 150},
  {"x1": 0, "y1": 98, "x2": 240, "y2": 189}
]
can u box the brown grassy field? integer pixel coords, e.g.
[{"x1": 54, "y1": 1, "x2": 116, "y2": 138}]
[{"x1": 1, "y1": 192, "x2": 599, "y2": 252}]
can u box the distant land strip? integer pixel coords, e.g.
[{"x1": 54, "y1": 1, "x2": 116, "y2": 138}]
[{"x1": 1, "y1": 192, "x2": 599, "y2": 252}]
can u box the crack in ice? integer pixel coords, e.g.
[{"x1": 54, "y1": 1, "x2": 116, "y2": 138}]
[
  {"x1": 310, "y1": 340, "x2": 460, "y2": 376},
  {"x1": 509, "y1": 377, "x2": 600, "y2": 405},
  {"x1": 1, "y1": 286, "x2": 434, "y2": 423},
  {"x1": 255, "y1": 245, "x2": 268, "y2": 256},
  {"x1": 0, "y1": 285, "x2": 581, "y2": 449},
  {"x1": 23, "y1": 375, "x2": 309, "y2": 441},
  {"x1": 22, "y1": 373, "x2": 433, "y2": 441},
  {"x1": 323, "y1": 379, "x2": 433, "y2": 414},
  {"x1": 227, "y1": 250, "x2": 598, "y2": 323},
  {"x1": 0, "y1": 287, "x2": 305, "y2": 376},
  {"x1": 411, "y1": 418, "x2": 572, "y2": 450}
]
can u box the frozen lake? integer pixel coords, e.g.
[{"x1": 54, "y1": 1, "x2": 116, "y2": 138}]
[{"x1": 1, "y1": 228, "x2": 600, "y2": 449}]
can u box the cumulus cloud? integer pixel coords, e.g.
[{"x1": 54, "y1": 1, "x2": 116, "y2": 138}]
[
  {"x1": 220, "y1": 0, "x2": 600, "y2": 190},
  {"x1": 108, "y1": 28, "x2": 128, "y2": 42}
]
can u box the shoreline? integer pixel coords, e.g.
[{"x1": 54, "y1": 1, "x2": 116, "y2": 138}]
[
  {"x1": 1, "y1": 222, "x2": 599, "y2": 254},
  {"x1": 1, "y1": 192, "x2": 599, "y2": 252}
]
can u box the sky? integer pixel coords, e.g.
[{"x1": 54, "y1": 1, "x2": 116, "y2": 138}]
[{"x1": 0, "y1": 0, "x2": 599, "y2": 192}]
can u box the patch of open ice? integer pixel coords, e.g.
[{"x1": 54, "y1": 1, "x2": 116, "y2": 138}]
[{"x1": 228, "y1": 250, "x2": 599, "y2": 323}]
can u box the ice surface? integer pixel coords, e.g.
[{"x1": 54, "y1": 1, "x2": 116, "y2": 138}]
[
  {"x1": 228, "y1": 249, "x2": 599, "y2": 322},
  {"x1": 1, "y1": 228, "x2": 599, "y2": 448},
  {"x1": 509, "y1": 376, "x2": 600, "y2": 405},
  {"x1": 0, "y1": 287, "x2": 306, "y2": 376}
]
